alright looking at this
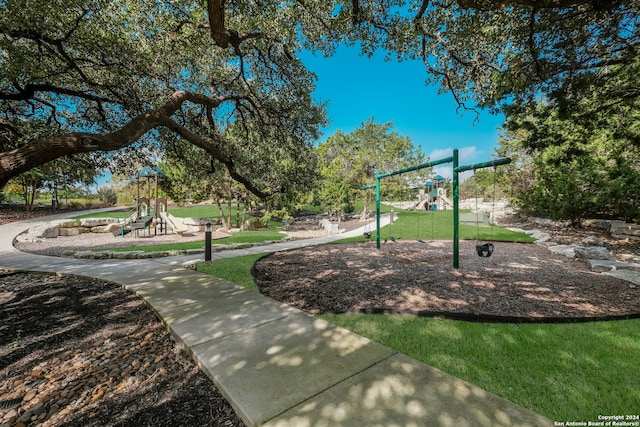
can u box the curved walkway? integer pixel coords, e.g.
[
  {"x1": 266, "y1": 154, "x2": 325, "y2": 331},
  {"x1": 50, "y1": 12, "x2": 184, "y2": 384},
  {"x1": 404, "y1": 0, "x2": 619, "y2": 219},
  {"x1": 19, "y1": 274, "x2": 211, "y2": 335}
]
[{"x1": 1, "y1": 209, "x2": 552, "y2": 427}]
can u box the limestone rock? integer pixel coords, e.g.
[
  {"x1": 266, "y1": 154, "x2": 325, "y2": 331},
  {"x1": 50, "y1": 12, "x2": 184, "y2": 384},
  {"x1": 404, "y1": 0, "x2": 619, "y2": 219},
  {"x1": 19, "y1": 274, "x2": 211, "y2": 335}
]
[
  {"x1": 610, "y1": 221, "x2": 640, "y2": 240},
  {"x1": 582, "y1": 219, "x2": 612, "y2": 231},
  {"x1": 51, "y1": 219, "x2": 80, "y2": 228},
  {"x1": 74, "y1": 251, "x2": 97, "y2": 259},
  {"x1": 92, "y1": 252, "x2": 112, "y2": 259},
  {"x1": 547, "y1": 244, "x2": 578, "y2": 258},
  {"x1": 58, "y1": 227, "x2": 86, "y2": 237},
  {"x1": 28, "y1": 224, "x2": 59, "y2": 238},
  {"x1": 581, "y1": 235, "x2": 605, "y2": 246},
  {"x1": 574, "y1": 246, "x2": 612, "y2": 261},
  {"x1": 122, "y1": 251, "x2": 145, "y2": 259},
  {"x1": 135, "y1": 252, "x2": 155, "y2": 259},
  {"x1": 531, "y1": 231, "x2": 552, "y2": 242},
  {"x1": 602, "y1": 270, "x2": 640, "y2": 286},
  {"x1": 79, "y1": 218, "x2": 118, "y2": 227},
  {"x1": 90, "y1": 225, "x2": 116, "y2": 233},
  {"x1": 150, "y1": 251, "x2": 170, "y2": 258},
  {"x1": 231, "y1": 243, "x2": 253, "y2": 250},
  {"x1": 585, "y1": 259, "x2": 633, "y2": 272}
]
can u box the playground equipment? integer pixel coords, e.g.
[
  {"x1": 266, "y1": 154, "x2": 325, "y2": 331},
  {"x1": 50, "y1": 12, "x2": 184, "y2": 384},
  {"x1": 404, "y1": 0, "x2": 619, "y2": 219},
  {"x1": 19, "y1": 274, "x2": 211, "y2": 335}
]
[
  {"x1": 159, "y1": 211, "x2": 189, "y2": 235},
  {"x1": 113, "y1": 166, "x2": 181, "y2": 237},
  {"x1": 361, "y1": 148, "x2": 511, "y2": 268},
  {"x1": 418, "y1": 175, "x2": 453, "y2": 211},
  {"x1": 471, "y1": 167, "x2": 499, "y2": 257}
]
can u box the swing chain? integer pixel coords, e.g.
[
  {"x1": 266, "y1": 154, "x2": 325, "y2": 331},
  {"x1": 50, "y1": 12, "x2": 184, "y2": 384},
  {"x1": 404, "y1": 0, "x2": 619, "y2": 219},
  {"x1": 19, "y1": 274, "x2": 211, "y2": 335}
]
[{"x1": 474, "y1": 166, "x2": 498, "y2": 258}]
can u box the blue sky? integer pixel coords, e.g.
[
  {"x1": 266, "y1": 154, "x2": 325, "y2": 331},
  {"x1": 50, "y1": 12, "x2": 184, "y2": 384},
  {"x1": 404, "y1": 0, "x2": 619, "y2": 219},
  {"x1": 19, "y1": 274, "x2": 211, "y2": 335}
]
[{"x1": 300, "y1": 45, "x2": 505, "y2": 179}]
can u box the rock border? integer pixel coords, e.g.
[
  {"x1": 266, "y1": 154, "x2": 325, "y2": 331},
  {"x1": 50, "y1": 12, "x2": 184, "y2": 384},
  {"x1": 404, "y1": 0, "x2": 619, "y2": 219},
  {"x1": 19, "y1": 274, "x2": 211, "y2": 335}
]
[
  {"x1": 59, "y1": 240, "x2": 287, "y2": 260},
  {"x1": 507, "y1": 226, "x2": 640, "y2": 287}
]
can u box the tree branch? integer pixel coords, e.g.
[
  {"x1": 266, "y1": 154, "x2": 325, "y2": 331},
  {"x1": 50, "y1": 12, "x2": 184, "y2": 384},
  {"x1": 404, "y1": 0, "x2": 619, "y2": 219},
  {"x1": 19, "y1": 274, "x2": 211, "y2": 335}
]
[
  {"x1": 454, "y1": 0, "x2": 619, "y2": 10},
  {"x1": 156, "y1": 114, "x2": 280, "y2": 198},
  {"x1": 1, "y1": 83, "x2": 109, "y2": 104},
  {"x1": 0, "y1": 90, "x2": 280, "y2": 198}
]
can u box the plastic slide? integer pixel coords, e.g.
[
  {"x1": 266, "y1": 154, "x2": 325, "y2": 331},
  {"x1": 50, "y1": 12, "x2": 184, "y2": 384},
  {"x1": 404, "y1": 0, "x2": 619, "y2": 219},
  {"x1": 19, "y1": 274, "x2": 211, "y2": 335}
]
[
  {"x1": 439, "y1": 194, "x2": 454, "y2": 209},
  {"x1": 159, "y1": 212, "x2": 189, "y2": 234}
]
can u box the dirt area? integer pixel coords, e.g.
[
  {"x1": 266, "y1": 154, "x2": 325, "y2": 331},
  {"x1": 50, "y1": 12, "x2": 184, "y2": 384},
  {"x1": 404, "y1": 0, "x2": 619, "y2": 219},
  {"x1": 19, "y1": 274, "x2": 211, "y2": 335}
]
[
  {"x1": 254, "y1": 212, "x2": 640, "y2": 321},
  {"x1": 0, "y1": 272, "x2": 244, "y2": 427}
]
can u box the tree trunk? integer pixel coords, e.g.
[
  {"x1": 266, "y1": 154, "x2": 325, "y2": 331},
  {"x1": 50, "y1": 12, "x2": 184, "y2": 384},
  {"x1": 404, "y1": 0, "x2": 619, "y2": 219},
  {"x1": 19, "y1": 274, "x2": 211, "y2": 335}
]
[
  {"x1": 240, "y1": 190, "x2": 249, "y2": 229},
  {"x1": 227, "y1": 190, "x2": 233, "y2": 227},
  {"x1": 215, "y1": 197, "x2": 228, "y2": 229},
  {"x1": 235, "y1": 195, "x2": 241, "y2": 229}
]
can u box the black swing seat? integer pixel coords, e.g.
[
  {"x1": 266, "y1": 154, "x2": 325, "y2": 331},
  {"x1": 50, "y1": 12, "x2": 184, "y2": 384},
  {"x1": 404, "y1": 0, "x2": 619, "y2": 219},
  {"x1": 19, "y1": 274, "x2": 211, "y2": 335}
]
[
  {"x1": 363, "y1": 231, "x2": 372, "y2": 239},
  {"x1": 476, "y1": 242, "x2": 494, "y2": 257}
]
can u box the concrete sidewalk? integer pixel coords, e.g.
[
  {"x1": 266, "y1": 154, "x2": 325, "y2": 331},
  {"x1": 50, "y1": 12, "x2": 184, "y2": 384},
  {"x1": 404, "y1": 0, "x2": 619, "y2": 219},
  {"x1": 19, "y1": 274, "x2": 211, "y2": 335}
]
[{"x1": 0, "y1": 210, "x2": 552, "y2": 427}]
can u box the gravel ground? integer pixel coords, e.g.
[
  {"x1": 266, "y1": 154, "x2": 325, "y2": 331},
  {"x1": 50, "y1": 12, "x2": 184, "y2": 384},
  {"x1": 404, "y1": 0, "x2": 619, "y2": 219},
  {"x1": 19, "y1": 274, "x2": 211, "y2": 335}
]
[{"x1": 0, "y1": 272, "x2": 245, "y2": 427}]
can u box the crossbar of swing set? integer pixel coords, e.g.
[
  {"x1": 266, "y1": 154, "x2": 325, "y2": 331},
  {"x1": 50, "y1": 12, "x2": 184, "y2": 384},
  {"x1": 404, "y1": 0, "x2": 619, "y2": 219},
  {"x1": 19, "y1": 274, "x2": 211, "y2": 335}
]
[
  {"x1": 454, "y1": 157, "x2": 512, "y2": 174},
  {"x1": 358, "y1": 156, "x2": 455, "y2": 191},
  {"x1": 360, "y1": 156, "x2": 455, "y2": 252},
  {"x1": 360, "y1": 149, "x2": 511, "y2": 268}
]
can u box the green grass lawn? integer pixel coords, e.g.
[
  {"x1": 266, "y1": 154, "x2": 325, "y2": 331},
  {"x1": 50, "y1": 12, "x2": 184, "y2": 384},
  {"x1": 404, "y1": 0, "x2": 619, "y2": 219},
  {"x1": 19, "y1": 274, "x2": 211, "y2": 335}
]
[
  {"x1": 321, "y1": 314, "x2": 640, "y2": 422},
  {"x1": 104, "y1": 229, "x2": 286, "y2": 252},
  {"x1": 197, "y1": 253, "x2": 266, "y2": 292},
  {"x1": 198, "y1": 252, "x2": 640, "y2": 422},
  {"x1": 72, "y1": 205, "x2": 228, "y2": 219},
  {"x1": 340, "y1": 210, "x2": 535, "y2": 243},
  {"x1": 72, "y1": 208, "x2": 132, "y2": 219}
]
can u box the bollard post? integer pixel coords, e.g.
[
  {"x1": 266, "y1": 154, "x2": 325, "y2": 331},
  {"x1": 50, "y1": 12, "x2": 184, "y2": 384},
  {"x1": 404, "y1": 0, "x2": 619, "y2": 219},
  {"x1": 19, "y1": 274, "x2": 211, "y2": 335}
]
[{"x1": 205, "y1": 222, "x2": 212, "y2": 264}]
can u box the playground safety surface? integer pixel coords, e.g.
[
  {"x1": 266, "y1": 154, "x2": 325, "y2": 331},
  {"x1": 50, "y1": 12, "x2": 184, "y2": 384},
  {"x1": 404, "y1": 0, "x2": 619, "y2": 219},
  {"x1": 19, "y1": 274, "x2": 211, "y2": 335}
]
[{"x1": 254, "y1": 240, "x2": 640, "y2": 322}]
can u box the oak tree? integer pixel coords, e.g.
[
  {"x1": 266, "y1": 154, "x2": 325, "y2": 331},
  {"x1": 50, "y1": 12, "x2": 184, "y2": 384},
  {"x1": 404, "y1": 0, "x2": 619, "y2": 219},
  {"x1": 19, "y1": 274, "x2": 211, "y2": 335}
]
[{"x1": 2, "y1": 0, "x2": 637, "y2": 198}]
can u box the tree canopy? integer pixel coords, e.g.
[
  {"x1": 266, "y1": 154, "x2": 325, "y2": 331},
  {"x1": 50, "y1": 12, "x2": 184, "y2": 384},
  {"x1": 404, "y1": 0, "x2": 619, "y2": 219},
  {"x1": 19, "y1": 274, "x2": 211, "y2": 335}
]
[
  {"x1": 1, "y1": 0, "x2": 638, "y2": 199},
  {"x1": 316, "y1": 118, "x2": 427, "y2": 212},
  {"x1": 0, "y1": 0, "x2": 327, "y2": 197},
  {"x1": 495, "y1": 76, "x2": 640, "y2": 223}
]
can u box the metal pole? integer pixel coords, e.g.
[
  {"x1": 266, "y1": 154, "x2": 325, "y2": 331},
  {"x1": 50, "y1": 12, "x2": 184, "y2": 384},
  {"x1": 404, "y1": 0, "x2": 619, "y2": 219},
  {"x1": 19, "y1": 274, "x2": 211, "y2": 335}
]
[
  {"x1": 376, "y1": 176, "x2": 381, "y2": 249},
  {"x1": 455, "y1": 157, "x2": 511, "y2": 174},
  {"x1": 376, "y1": 156, "x2": 454, "y2": 179},
  {"x1": 453, "y1": 149, "x2": 460, "y2": 268},
  {"x1": 205, "y1": 222, "x2": 212, "y2": 264}
]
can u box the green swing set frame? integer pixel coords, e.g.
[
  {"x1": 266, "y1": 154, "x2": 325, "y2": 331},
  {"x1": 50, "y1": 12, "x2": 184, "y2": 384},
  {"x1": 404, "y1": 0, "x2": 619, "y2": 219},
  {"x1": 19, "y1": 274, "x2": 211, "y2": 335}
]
[{"x1": 361, "y1": 148, "x2": 511, "y2": 268}]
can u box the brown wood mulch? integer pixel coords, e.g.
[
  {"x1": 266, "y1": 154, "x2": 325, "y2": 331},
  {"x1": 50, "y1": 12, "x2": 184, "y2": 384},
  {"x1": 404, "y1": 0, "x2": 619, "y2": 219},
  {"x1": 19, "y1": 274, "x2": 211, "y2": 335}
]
[
  {"x1": 1, "y1": 206, "x2": 244, "y2": 427},
  {"x1": 253, "y1": 240, "x2": 640, "y2": 322}
]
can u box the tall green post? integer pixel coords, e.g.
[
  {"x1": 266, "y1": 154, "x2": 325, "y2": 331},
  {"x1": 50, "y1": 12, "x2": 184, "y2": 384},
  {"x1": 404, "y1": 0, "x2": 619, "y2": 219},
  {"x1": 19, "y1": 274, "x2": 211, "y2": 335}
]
[
  {"x1": 453, "y1": 149, "x2": 460, "y2": 268},
  {"x1": 376, "y1": 176, "x2": 381, "y2": 249}
]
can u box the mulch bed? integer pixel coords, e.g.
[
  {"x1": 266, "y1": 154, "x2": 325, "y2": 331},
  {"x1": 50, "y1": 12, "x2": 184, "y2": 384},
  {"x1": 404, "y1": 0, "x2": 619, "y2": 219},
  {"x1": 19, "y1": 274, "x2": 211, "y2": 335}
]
[
  {"x1": 1, "y1": 206, "x2": 245, "y2": 427},
  {"x1": 253, "y1": 240, "x2": 640, "y2": 322},
  {"x1": 0, "y1": 271, "x2": 244, "y2": 427}
]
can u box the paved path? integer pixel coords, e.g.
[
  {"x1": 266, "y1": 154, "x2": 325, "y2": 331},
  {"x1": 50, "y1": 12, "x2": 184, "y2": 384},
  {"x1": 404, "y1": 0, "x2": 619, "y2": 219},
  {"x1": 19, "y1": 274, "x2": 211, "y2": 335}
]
[{"x1": 1, "y1": 209, "x2": 552, "y2": 427}]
